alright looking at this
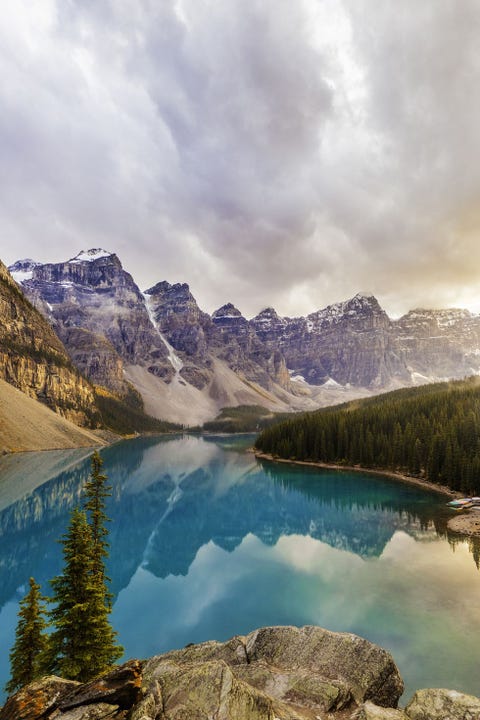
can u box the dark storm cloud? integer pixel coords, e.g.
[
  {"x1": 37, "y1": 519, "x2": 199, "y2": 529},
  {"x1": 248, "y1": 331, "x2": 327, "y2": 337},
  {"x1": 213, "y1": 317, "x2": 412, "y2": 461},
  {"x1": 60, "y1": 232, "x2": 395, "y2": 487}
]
[{"x1": 1, "y1": 1, "x2": 480, "y2": 317}]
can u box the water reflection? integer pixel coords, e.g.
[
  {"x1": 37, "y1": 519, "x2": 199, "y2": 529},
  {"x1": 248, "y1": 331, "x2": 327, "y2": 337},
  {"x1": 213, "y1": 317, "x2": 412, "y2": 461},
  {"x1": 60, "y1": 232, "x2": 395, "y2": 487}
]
[{"x1": 0, "y1": 434, "x2": 479, "y2": 702}]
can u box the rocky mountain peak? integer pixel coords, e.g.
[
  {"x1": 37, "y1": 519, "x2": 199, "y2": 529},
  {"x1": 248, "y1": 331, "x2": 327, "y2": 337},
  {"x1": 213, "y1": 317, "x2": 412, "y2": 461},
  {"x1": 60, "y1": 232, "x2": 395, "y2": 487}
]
[
  {"x1": 344, "y1": 292, "x2": 383, "y2": 312},
  {"x1": 10, "y1": 250, "x2": 170, "y2": 379},
  {"x1": 399, "y1": 307, "x2": 475, "y2": 327},
  {"x1": 145, "y1": 280, "x2": 192, "y2": 302},
  {"x1": 68, "y1": 248, "x2": 115, "y2": 264},
  {"x1": 212, "y1": 303, "x2": 244, "y2": 320},
  {"x1": 305, "y1": 293, "x2": 388, "y2": 335},
  {"x1": 253, "y1": 307, "x2": 281, "y2": 322},
  {"x1": 250, "y1": 307, "x2": 288, "y2": 345},
  {"x1": 8, "y1": 258, "x2": 41, "y2": 284},
  {"x1": 145, "y1": 280, "x2": 209, "y2": 330},
  {"x1": 24, "y1": 250, "x2": 127, "y2": 293}
]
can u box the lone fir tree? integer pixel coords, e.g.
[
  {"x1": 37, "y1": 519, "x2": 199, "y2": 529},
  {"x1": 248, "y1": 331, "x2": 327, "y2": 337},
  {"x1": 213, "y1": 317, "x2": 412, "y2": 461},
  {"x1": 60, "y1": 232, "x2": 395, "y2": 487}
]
[
  {"x1": 84, "y1": 450, "x2": 111, "y2": 585},
  {"x1": 5, "y1": 577, "x2": 48, "y2": 695}
]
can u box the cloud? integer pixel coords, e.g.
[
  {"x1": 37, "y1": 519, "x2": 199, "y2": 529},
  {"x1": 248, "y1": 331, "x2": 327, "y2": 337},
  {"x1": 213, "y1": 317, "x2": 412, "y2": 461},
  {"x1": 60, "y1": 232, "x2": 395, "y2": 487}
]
[{"x1": 1, "y1": 0, "x2": 480, "y2": 317}]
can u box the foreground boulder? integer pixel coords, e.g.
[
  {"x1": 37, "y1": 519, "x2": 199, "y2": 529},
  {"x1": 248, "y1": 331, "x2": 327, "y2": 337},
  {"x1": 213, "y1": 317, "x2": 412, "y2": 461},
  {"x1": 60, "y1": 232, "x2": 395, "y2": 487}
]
[
  {"x1": 0, "y1": 661, "x2": 141, "y2": 720},
  {"x1": 0, "y1": 676, "x2": 78, "y2": 720},
  {"x1": 404, "y1": 688, "x2": 480, "y2": 719},
  {"x1": 0, "y1": 626, "x2": 478, "y2": 719}
]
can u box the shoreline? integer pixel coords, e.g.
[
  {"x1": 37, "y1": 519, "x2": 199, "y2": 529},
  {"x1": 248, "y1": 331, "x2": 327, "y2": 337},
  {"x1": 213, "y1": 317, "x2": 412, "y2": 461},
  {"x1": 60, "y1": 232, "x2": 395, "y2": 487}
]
[{"x1": 254, "y1": 451, "x2": 480, "y2": 539}]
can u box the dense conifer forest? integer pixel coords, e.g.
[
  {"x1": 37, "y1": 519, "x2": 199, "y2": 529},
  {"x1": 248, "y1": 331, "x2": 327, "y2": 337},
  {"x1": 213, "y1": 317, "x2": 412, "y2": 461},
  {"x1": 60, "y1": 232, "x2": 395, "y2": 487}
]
[{"x1": 255, "y1": 377, "x2": 480, "y2": 493}]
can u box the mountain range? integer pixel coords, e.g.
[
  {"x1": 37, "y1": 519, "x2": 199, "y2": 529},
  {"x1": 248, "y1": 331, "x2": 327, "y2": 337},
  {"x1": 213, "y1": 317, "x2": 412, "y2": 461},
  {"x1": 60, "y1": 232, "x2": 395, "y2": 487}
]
[{"x1": 6, "y1": 248, "x2": 480, "y2": 428}]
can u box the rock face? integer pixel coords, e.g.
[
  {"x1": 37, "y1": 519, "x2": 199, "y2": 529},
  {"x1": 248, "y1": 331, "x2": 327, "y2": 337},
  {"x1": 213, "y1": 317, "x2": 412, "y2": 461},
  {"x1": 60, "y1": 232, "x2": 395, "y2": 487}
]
[
  {"x1": 1, "y1": 626, "x2": 479, "y2": 720},
  {"x1": 260, "y1": 294, "x2": 409, "y2": 388},
  {"x1": 10, "y1": 249, "x2": 480, "y2": 424},
  {"x1": 394, "y1": 308, "x2": 480, "y2": 382},
  {"x1": 0, "y1": 260, "x2": 99, "y2": 427},
  {"x1": 0, "y1": 627, "x2": 403, "y2": 720},
  {"x1": 251, "y1": 294, "x2": 480, "y2": 388},
  {"x1": 14, "y1": 250, "x2": 171, "y2": 393}
]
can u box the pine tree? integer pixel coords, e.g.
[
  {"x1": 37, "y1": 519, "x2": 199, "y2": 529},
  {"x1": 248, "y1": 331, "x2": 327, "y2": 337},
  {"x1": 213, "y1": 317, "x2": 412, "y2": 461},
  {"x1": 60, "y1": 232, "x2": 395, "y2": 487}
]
[
  {"x1": 5, "y1": 577, "x2": 48, "y2": 695},
  {"x1": 48, "y1": 508, "x2": 123, "y2": 682},
  {"x1": 84, "y1": 451, "x2": 111, "y2": 586}
]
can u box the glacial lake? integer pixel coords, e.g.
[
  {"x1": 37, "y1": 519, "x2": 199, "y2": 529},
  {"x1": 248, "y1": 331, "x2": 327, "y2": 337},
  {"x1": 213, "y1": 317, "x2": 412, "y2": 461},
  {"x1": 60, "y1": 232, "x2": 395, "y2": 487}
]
[{"x1": 0, "y1": 434, "x2": 479, "y2": 704}]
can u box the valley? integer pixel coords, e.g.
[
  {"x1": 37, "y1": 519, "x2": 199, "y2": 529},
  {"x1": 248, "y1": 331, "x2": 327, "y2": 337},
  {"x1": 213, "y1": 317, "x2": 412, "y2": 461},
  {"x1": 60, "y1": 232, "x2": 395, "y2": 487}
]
[{"x1": 4, "y1": 248, "x2": 480, "y2": 439}]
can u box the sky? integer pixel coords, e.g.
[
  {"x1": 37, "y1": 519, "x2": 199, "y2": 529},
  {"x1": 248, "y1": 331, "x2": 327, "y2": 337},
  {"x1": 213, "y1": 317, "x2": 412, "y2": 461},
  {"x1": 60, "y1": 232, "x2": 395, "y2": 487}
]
[{"x1": 1, "y1": 0, "x2": 480, "y2": 319}]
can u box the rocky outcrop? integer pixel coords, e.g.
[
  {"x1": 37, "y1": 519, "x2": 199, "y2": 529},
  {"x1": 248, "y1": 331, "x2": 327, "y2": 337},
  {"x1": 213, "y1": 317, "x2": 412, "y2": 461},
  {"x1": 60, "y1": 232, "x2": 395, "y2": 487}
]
[
  {"x1": 15, "y1": 250, "x2": 171, "y2": 393},
  {"x1": 393, "y1": 308, "x2": 480, "y2": 382},
  {"x1": 0, "y1": 661, "x2": 142, "y2": 720},
  {"x1": 0, "y1": 260, "x2": 99, "y2": 427},
  {"x1": 60, "y1": 328, "x2": 125, "y2": 394},
  {"x1": 0, "y1": 627, "x2": 403, "y2": 720},
  {"x1": 404, "y1": 688, "x2": 480, "y2": 719},
  {"x1": 355, "y1": 688, "x2": 480, "y2": 720},
  {"x1": 1, "y1": 626, "x2": 479, "y2": 720},
  {"x1": 252, "y1": 294, "x2": 410, "y2": 388},
  {"x1": 0, "y1": 676, "x2": 78, "y2": 720},
  {"x1": 144, "y1": 281, "x2": 212, "y2": 389}
]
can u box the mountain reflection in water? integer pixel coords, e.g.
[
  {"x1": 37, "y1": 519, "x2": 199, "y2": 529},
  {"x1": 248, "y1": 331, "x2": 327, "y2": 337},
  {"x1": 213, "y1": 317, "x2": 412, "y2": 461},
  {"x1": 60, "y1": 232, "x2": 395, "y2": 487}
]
[{"x1": 0, "y1": 434, "x2": 479, "y2": 702}]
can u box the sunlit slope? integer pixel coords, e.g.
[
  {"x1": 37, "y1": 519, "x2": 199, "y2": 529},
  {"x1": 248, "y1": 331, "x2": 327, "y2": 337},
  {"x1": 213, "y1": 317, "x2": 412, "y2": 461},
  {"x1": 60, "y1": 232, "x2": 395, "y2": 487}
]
[{"x1": 0, "y1": 378, "x2": 104, "y2": 453}]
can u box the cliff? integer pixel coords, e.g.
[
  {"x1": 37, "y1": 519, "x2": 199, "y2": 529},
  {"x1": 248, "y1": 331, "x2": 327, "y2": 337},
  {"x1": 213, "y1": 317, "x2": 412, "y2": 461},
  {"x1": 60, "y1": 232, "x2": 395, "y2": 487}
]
[
  {"x1": 0, "y1": 261, "x2": 99, "y2": 428},
  {"x1": 0, "y1": 379, "x2": 105, "y2": 454},
  {"x1": 1, "y1": 625, "x2": 478, "y2": 720}
]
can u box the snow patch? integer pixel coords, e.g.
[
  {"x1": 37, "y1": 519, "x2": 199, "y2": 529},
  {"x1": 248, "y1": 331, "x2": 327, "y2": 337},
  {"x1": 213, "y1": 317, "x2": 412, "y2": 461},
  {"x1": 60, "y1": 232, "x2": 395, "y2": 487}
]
[
  {"x1": 10, "y1": 269, "x2": 33, "y2": 284},
  {"x1": 8, "y1": 258, "x2": 40, "y2": 284},
  {"x1": 143, "y1": 293, "x2": 184, "y2": 376},
  {"x1": 69, "y1": 249, "x2": 112, "y2": 263},
  {"x1": 322, "y1": 377, "x2": 343, "y2": 388}
]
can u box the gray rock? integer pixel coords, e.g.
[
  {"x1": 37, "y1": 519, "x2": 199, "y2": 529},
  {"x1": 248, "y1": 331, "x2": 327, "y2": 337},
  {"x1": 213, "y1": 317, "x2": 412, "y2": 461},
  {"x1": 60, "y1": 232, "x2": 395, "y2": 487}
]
[
  {"x1": 404, "y1": 688, "x2": 480, "y2": 719},
  {"x1": 352, "y1": 700, "x2": 407, "y2": 719},
  {"x1": 15, "y1": 251, "x2": 171, "y2": 390},
  {"x1": 137, "y1": 625, "x2": 403, "y2": 718},
  {"x1": 55, "y1": 704, "x2": 120, "y2": 720},
  {"x1": 245, "y1": 625, "x2": 404, "y2": 708}
]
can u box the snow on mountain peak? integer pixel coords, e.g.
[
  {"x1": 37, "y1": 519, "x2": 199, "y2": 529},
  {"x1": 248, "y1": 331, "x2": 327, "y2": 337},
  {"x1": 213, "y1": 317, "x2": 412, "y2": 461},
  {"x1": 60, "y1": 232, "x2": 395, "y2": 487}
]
[
  {"x1": 69, "y1": 249, "x2": 113, "y2": 263},
  {"x1": 8, "y1": 259, "x2": 40, "y2": 284}
]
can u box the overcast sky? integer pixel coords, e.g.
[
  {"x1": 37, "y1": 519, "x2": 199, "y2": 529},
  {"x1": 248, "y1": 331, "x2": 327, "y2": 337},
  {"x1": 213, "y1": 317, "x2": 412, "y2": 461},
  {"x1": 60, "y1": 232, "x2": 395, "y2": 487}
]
[{"x1": 1, "y1": 0, "x2": 480, "y2": 319}]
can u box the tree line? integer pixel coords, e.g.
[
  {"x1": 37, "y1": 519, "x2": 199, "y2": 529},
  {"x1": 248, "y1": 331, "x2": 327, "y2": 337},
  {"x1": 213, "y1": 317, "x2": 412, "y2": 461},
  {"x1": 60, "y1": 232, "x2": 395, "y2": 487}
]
[
  {"x1": 255, "y1": 377, "x2": 480, "y2": 494},
  {"x1": 5, "y1": 451, "x2": 123, "y2": 695}
]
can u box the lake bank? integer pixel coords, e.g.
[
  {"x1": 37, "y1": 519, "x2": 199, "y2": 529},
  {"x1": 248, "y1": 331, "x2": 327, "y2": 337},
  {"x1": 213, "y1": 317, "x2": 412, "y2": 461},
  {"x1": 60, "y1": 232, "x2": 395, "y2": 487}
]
[{"x1": 254, "y1": 451, "x2": 480, "y2": 538}]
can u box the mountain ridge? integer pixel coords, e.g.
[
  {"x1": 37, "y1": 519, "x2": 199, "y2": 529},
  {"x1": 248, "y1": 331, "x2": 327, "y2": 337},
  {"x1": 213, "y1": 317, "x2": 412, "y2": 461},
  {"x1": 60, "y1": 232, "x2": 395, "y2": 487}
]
[{"x1": 9, "y1": 249, "x2": 480, "y2": 425}]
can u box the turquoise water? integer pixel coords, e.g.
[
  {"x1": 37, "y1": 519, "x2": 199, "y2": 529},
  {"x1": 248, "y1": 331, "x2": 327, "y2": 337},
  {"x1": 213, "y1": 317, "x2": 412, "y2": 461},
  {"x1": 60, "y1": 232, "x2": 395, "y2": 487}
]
[{"x1": 0, "y1": 434, "x2": 479, "y2": 703}]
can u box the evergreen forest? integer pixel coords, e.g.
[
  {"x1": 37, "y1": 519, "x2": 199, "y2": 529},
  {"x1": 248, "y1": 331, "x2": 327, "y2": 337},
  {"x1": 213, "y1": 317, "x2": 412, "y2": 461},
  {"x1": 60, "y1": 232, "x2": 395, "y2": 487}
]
[{"x1": 255, "y1": 377, "x2": 480, "y2": 494}]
